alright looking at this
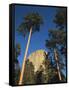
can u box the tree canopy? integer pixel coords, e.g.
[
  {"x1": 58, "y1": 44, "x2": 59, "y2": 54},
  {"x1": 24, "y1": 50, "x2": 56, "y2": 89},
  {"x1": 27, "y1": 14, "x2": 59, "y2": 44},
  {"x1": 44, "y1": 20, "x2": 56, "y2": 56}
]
[
  {"x1": 15, "y1": 43, "x2": 21, "y2": 58},
  {"x1": 17, "y1": 12, "x2": 43, "y2": 37},
  {"x1": 53, "y1": 8, "x2": 67, "y2": 29},
  {"x1": 45, "y1": 8, "x2": 67, "y2": 82}
]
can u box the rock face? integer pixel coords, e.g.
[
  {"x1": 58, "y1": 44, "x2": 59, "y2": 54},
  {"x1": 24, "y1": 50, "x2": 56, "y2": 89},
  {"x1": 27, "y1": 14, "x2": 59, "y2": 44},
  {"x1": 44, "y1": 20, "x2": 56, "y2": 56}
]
[
  {"x1": 24, "y1": 49, "x2": 63, "y2": 84},
  {"x1": 23, "y1": 49, "x2": 49, "y2": 84},
  {"x1": 23, "y1": 49, "x2": 65, "y2": 84},
  {"x1": 28, "y1": 50, "x2": 48, "y2": 72}
]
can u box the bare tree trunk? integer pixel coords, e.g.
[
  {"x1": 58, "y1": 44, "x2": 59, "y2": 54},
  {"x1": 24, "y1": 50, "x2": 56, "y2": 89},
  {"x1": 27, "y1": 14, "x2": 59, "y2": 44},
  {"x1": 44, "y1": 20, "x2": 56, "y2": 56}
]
[
  {"x1": 54, "y1": 49, "x2": 62, "y2": 81},
  {"x1": 19, "y1": 27, "x2": 32, "y2": 85}
]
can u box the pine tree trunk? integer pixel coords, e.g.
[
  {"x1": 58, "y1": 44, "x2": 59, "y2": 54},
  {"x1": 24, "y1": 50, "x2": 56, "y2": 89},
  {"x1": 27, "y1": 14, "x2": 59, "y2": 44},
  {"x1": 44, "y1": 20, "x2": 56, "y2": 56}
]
[
  {"x1": 19, "y1": 27, "x2": 32, "y2": 85},
  {"x1": 54, "y1": 49, "x2": 62, "y2": 81}
]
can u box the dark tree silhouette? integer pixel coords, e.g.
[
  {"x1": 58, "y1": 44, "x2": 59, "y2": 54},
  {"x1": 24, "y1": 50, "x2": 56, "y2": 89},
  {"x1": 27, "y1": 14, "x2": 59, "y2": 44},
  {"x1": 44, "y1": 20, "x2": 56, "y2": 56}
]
[
  {"x1": 45, "y1": 8, "x2": 67, "y2": 82},
  {"x1": 53, "y1": 8, "x2": 67, "y2": 29},
  {"x1": 13, "y1": 43, "x2": 21, "y2": 85},
  {"x1": 23, "y1": 60, "x2": 35, "y2": 85}
]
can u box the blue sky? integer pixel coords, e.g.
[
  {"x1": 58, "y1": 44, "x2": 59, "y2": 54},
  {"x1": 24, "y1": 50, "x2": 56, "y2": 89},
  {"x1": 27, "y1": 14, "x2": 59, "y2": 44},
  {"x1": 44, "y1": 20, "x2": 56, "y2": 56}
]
[{"x1": 15, "y1": 5, "x2": 58, "y2": 67}]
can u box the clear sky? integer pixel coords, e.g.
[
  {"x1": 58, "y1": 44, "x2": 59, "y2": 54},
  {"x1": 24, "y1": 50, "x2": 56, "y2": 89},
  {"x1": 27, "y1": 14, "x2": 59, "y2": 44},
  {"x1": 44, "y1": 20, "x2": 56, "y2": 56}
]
[{"x1": 15, "y1": 5, "x2": 58, "y2": 67}]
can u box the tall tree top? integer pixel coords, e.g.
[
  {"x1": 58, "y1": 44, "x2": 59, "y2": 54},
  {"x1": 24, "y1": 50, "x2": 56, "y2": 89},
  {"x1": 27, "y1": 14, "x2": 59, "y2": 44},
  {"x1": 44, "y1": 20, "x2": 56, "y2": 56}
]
[
  {"x1": 17, "y1": 12, "x2": 43, "y2": 37},
  {"x1": 53, "y1": 8, "x2": 67, "y2": 29}
]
